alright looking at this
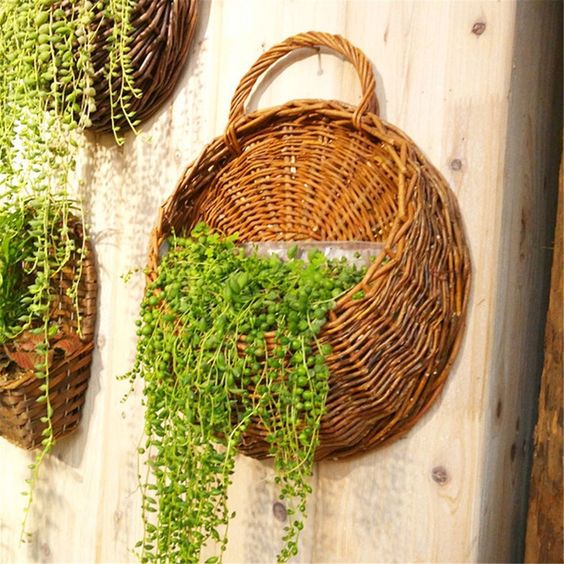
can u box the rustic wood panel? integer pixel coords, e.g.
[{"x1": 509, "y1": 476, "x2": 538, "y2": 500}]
[
  {"x1": 525, "y1": 156, "x2": 563, "y2": 564},
  {"x1": 0, "y1": 1, "x2": 561, "y2": 562}
]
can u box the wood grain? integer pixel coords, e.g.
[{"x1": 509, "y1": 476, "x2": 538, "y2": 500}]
[
  {"x1": 0, "y1": 1, "x2": 561, "y2": 562},
  {"x1": 525, "y1": 155, "x2": 563, "y2": 564}
]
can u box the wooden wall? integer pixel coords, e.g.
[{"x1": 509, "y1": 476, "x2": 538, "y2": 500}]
[{"x1": 1, "y1": 1, "x2": 561, "y2": 562}]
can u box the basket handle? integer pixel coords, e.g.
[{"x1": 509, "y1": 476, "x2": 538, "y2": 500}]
[{"x1": 225, "y1": 31, "x2": 379, "y2": 152}]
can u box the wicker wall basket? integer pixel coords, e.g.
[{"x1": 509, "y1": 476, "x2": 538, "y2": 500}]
[
  {"x1": 87, "y1": 0, "x2": 198, "y2": 133},
  {"x1": 0, "y1": 221, "x2": 97, "y2": 450},
  {"x1": 149, "y1": 32, "x2": 471, "y2": 461}
]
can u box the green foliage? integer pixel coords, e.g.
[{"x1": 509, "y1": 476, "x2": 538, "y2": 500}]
[
  {"x1": 0, "y1": 204, "x2": 35, "y2": 343},
  {"x1": 104, "y1": 0, "x2": 143, "y2": 139},
  {"x1": 0, "y1": 200, "x2": 81, "y2": 344},
  {"x1": 128, "y1": 224, "x2": 367, "y2": 562}
]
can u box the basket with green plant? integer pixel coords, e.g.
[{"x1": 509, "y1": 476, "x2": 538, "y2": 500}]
[
  {"x1": 128, "y1": 31, "x2": 470, "y2": 563},
  {"x1": 0, "y1": 0, "x2": 142, "y2": 536}
]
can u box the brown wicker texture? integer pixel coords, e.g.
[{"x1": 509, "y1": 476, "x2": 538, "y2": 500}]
[
  {"x1": 87, "y1": 0, "x2": 198, "y2": 133},
  {"x1": 148, "y1": 32, "x2": 471, "y2": 461},
  {"x1": 0, "y1": 220, "x2": 97, "y2": 450}
]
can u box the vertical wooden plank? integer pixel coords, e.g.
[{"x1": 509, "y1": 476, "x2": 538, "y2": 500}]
[
  {"x1": 212, "y1": 3, "x2": 350, "y2": 562},
  {"x1": 477, "y1": 2, "x2": 563, "y2": 560}
]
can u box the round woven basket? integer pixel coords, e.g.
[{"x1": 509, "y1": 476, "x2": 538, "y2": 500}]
[
  {"x1": 148, "y1": 32, "x2": 471, "y2": 461},
  {"x1": 88, "y1": 0, "x2": 198, "y2": 133},
  {"x1": 0, "y1": 220, "x2": 97, "y2": 450}
]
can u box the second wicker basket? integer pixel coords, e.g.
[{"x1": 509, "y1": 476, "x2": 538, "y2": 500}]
[{"x1": 88, "y1": 0, "x2": 198, "y2": 133}]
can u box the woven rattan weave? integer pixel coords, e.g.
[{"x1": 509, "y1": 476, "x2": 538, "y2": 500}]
[
  {"x1": 0, "y1": 220, "x2": 97, "y2": 450},
  {"x1": 88, "y1": 0, "x2": 198, "y2": 133},
  {"x1": 148, "y1": 32, "x2": 471, "y2": 461}
]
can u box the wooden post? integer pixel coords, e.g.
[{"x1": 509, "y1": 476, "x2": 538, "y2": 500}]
[{"x1": 525, "y1": 158, "x2": 563, "y2": 564}]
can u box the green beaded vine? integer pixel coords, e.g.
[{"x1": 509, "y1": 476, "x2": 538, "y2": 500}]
[
  {"x1": 128, "y1": 224, "x2": 368, "y2": 562},
  {"x1": 0, "y1": 0, "x2": 138, "y2": 539}
]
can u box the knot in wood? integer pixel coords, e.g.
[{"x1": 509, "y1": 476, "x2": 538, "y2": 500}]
[{"x1": 431, "y1": 465, "x2": 450, "y2": 485}]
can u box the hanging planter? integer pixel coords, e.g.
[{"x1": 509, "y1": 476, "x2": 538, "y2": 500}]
[
  {"x1": 0, "y1": 218, "x2": 97, "y2": 450},
  {"x1": 0, "y1": 0, "x2": 143, "y2": 536},
  {"x1": 151, "y1": 31, "x2": 471, "y2": 458},
  {"x1": 132, "y1": 32, "x2": 471, "y2": 562},
  {"x1": 86, "y1": 0, "x2": 199, "y2": 134}
]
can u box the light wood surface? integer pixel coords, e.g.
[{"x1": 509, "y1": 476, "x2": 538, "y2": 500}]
[{"x1": 1, "y1": 1, "x2": 561, "y2": 562}]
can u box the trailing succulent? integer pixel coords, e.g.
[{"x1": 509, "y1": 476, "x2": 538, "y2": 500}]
[
  {"x1": 0, "y1": 0, "x2": 138, "y2": 536},
  {"x1": 128, "y1": 224, "x2": 368, "y2": 562}
]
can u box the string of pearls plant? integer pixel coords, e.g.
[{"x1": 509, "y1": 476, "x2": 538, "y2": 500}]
[
  {"x1": 0, "y1": 0, "x2": 138, "y2": 538},
  {"x1": 128, "y1": 224, "x2": 368, "y2": 562}
]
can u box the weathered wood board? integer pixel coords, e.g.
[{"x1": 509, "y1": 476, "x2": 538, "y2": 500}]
[
  {"x1": 0, "y1": 1, "x2": 561, "y2": 562},
  {"x1": 525, "y1": 157, "x2": 563, "y2": 563}
]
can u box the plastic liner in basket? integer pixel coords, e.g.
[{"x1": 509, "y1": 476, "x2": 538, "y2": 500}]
[
  {"x1": 148, "y1": 31, "x2": 471, "y2": 461},
  {"x1": 242, "y1": 241, "x2": 385, "y2": 267}
]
